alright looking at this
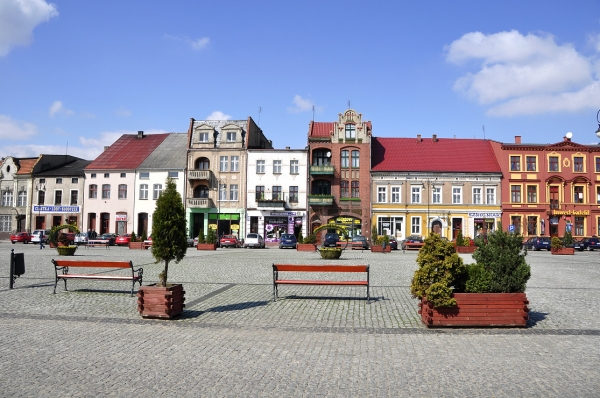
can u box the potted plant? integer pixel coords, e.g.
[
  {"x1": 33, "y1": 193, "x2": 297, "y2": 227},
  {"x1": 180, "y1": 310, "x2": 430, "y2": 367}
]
[
  {"x1": 371, "y1": 235, "x2": 391, "y2": 252},
  {"x1": 137, "y1": 178, "x2": 188, "y2": 319},
  {"x1": 297, "y1": 233, "x2": 317, "y2": 252},
  {"x1": 412, "y1": 227, "x2": 531, "y2": 327},
  {"x1": 49, "y1": 224, "x2": 79, "y2": 253},
  {"x1": 551, "y1": 236, "x2": 574, "y2": 255},
  {"x1": 196, "y1": 229, "x2": 217, "y2": 250},
  {"x1": 318, "y1": 247, "x2": 343, "y2": 259},
  {"x1": 455, "y1": 230, "x2": 476, "y2": 253},
  {"x1": 128, "y1": 231, "x2": 144, "y2": 249}
]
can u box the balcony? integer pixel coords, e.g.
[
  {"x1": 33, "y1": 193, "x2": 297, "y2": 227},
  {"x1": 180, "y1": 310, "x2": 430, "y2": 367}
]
[
  {"x1": 187, "y1": 197, "x2": 215, "y2": 208},
  {"x1": 308, "y1": 195, "x2": 334, "y2": 206},
  {"x1": 256, "y1": 199, "x2": 286, "y2": 210},
  {"x1": 187, "y1": 170, "x2": 213, "y2": 181},
  {"x1": 310, "y1": 165, "x2": 334, "y2": 175}
]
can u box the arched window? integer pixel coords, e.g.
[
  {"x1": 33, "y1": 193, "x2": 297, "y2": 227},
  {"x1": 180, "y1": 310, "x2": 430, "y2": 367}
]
[
  {"x1": 194, "y1": 185, "x2": 209, "y2": 198},
  {"x1": 195, "y1": 157, "x2": 210, "y2": 170}
]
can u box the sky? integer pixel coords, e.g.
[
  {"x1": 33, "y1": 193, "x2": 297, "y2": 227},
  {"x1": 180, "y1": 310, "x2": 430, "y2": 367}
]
[{"x1": 1, "y1": 0, "x2": 600, "y2": 161}]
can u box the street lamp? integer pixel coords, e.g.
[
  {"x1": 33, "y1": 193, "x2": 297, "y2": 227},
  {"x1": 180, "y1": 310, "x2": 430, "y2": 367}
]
[{"x1": 595, "y1": 110, "x2": 600, "y2": 140}]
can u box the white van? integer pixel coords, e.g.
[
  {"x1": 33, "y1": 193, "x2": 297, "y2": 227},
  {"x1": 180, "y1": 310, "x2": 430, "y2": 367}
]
[{"x1": 31, "y1": 229, "x2": 50, "y2": 244}]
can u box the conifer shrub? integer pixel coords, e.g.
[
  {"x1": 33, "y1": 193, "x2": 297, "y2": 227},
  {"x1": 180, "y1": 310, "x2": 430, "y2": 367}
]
[
  {"x1": 206, "y1": 228, "x2": 217, "y2": 244},
  {"x1": 303, "y1": 233, "x2": 317, "y2": 244},
  {"x1": 563, "y1": 230, "x2": 573, "y2": 247},
  {"x1": 197, "y1": 230, "x2": 206, "y2": 244},
  {"x1": 130, "y1": 231, "x2": 137, "y2": 242}
]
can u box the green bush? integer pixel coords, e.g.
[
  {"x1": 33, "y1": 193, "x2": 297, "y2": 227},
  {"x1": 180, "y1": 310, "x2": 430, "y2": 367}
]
[
  {"x1": 563, "y1": 230, "x2": 573, "y2": 247},
  {"x1": 141, "y1": 230, "x2": 148, "y2": 241},
  {"x1": 551, "y1": 236, "x2": 563, "y2": 250},
  {"x1": 464, "y1": 263, "x2": 492, "y2": 293},
  {"x1": 206, "y1": 228, "x2": 217, "y2": 244},
  {"x1": 303, "y1": 233, "x2": 317, "y2": 244},
  {"x1": 318, "y1": 248, "x2": 342, "y2": 259},
  {"x1": 197, "y1": 230, "x2": 206, "y2": 244},
  {"x1": 455, "y1": 230, "x2": 464, "y2": 247},
  {"x1": 297, "y1": 233, "x2": 304, "y2": 243}
]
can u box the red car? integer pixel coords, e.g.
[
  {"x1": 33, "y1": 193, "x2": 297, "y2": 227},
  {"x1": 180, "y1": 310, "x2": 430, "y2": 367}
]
[
  {"x1": 219, "y1": 234, "x2": 242, "y2": 248},
  {"x1": 115, "y1": 234, "x2": 131, "y2": 246},
  {"x1": 10, "y1": 232, "x2": 32, "y2": 244}
]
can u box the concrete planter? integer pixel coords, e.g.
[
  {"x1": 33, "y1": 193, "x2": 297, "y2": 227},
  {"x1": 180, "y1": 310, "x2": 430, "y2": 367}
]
[
  {"x1": 418, "y1": 293, "x2": 529, "y2": 327},
  {"x1": 137, "y1": 284, "x2": 185, "y2": 319}
]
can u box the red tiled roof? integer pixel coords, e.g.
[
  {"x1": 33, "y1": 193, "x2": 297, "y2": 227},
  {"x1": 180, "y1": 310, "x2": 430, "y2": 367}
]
[
  {"x1": 309, "y1": 122, "x2": 335, "y2": 137},
  {"x1": 86, "y1": 134, "x2": 170, "y2": 170},
  {"x1": 371, "y1": 137, "x2": 501, "y2": 173},
  {"x1": 15, "y1": 158, "x2": 38, "y2": 174}
]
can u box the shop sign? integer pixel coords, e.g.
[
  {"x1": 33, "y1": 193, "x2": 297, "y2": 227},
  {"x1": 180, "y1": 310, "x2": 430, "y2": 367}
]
[
  {"x1": 209, "y1": 223, "x2": 217, "y2": 229},
  {"x1": 116, "y1": 214, "x2": 127, "y2": 221},
  {"x1": 334, "y1": 216, "x2": 360, "y2": 224},
  {"x1": 231, "y1": 225, "x2": 239, "y2": 230},
  {"x1": 468, "y1": 212, "x2": 501, "y2": 218},
  {"x1": 270, "y1": 212, "x2": 299, "y2": 216},
  {"x1": 33, "y1": 205, "x2": 81, "y2": 213},
  {"x1": 551, "y1": 210, "x2": 590, "y2": 216}
]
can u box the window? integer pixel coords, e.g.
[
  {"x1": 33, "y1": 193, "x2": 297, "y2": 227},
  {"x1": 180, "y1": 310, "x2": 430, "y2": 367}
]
[
  {"x1": 220, "y1": 156, "x2": 228, "y2": 172},
  {"x1": 153, "y1": 184, "x2": 162, "y2": 200},
  {"x1": 472, "y1": 187, "x2": 481, "y2": 204},
  {"x1": 452, "y1": 187, "x2": 462, "y2": 204},
  {"x1": 486, "y1": 188, "x2": 495, "y2": 204},
  {"x1": 120, "y1": 173, "x2": 126, "y2": 178},
  {"x1": 526, "y1": 156, "x2": 536, "y2": 171},
  {"x1": 272, "y1": 186, "x2": 282, "y2": 200},
  {"x1": 54, "y1": 190, "x2": 62, "y2": 205},
  {"x1": 391, "y1": 187, "x2": 400, "y2": 203},
  {"x1": 345, "y1": 124, "x2": 356, "y2": 139},
  {"x1": 378, "y1": 187, "x2": 386, "y2": 203},
  {"x1": 168, "y1": 171, "x2": 179, "y2": 178},
  {"x1": 273, "y1": 160, "x2": 282, "y2": 174},
  {"x1": 71, "y1": 178, "x2": 78, "y2": 183},
  {"x1": 219, "y1": 184, "x2": 227, "y2": 201},
  {"x1": 140, "y1": 184, "x2": 148, "y2": 200},
  {"x1": 510, "y1": 156, "x2": 521, "y2": 171},
  {"x1": 255, "y1": 186, "x2": 265, "y2": 201},
  {"x1": 432, "y1": 187, "x2": 441, "y2": 204},
  {"x1": 104, "y1": 173, "x2": 109, "y2": 178},
  {"x1": 289, "y1": 186, "x2": 298, "y2": 203},
  {"x1": 312, "y1": 149, "x2": 331, "y2": 166},
  {"x1": 351, "y1": 181, "x2": 359, "y2": 198},
  {"x1": 230, "y1": 184, "x2": 238, "y2": 201},
  {"x1": 18, "y1": 190, "x2": 27, "y2": 206},
  {"x1": 256, "y1": 160, "x2": 265, "y2": 174},
  {"x1": 2, "y1": 190, "x2": 13, "y2": 206},
  {"x1": 91, "y1": 173, "x2": 96, "y2": 178},
  {"x1": 230, "y1": 156, "x2": 239, "y2": 172},
  {"x1": 56, "y1": 178, "x2": 62, "y2": 184},
  {"x1": 511, "y1": 216, "x2": 522, "y2": 234},
  {"x1": 596, "y1": 157, "x2": 600, "y2": 173},
  {"x1": 226, "y1": 132, "x2": 236, "y2": 142},
  {"x1": 140, "y1": 172, "x2": 149, "y2": 179},
  {"x1": 196, "y1": 158, "x2": 209, "y2": 170},
  {"x1": 549, "y1": 156, "x2": 559, "y2": 171},
  {"x1": 511, "y1": 185, "x2": 521, "y2": 203},
  {"x1": 574, "y1": 157, "x2": 584, "y2": 172},
  {"x1": 341, "y1": 150, "x2": 349, "y2": 168},
  {"x1": 341, "y1": 180, "x2": 349, "y2": 198},
  {"x1": 574, "y1": 186, "x2": 584, "y2": 203},
  {"x1": 527, "y1": 216, "x2": 537, "y2": 235},
  {"x1": 411, "y1": 186, "x2": 421, "y2": 203},
  {"x1": 527, "y1": 186, "x2": 537, "y2": 203},
  {"x1": 199, "y1": 132, "x2": 208, "y2": 142},
  {"x1": 411, "y1": 217, "x2": 421, "y2": 234},
  {"x1": 550, "y1": 186, "x2": 559, "y2": 209},
  {"x1": 39, "y1": 178, "x2": 46, "y2": 184},
  {"x1": 290, "y1": 160, "x2": 299, "y2": 174},
  {"x1": 0, "y1": 215, "x2": 11, "y2": 232},
  {"x1": 575, "y1": 217, "x2": 584, "y2": 236},
  {"x1": 70, "y1": 190, "x2": 78, "y2": 205},
  {"x1": 118, "y1": 184, "x2": 127, "y2": 199},
  {"x1": 38, "y1": 191, "x2": 45, "y2": 205},
  {"x1": 195, "y1": 185, "x2": 209, "y2": 198},
  {"x1": 102, "y1": 184, "x2": 110, "y2": 199},
  {"x1": 351, "y1": 150, "x2": 359, "y2": 168},
  {"x1": 89, "y1": 184, "x2": 97, "y2": 199}
]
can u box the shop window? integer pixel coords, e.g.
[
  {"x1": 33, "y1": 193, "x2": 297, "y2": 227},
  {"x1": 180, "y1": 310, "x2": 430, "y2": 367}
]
[{"x1": 511, "y1": 216, "x2": 522, "y2": 234}]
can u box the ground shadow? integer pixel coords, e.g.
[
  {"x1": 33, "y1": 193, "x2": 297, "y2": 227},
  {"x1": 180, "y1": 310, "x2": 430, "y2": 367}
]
[
  {"x1": 526, "y1": 311, "x2": 548, "y2": 327},
  {"x1": 179, "y1": 300, "x2": 270, "y2": 319}
]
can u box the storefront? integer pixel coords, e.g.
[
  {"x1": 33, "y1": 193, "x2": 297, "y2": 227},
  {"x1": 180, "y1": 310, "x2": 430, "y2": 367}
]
[
  {"x1": 208, "y1": 212, "x2": 241, "y2": 239},
  {"x1": 328, "y1": 216, "x2": 362, "y2": 236},
  {"x1": 247, "y1": 211, "x2": 306, "y2": 243},
  {"x1": 468, "y1": 212, "x2": 501, "y2": 237}
]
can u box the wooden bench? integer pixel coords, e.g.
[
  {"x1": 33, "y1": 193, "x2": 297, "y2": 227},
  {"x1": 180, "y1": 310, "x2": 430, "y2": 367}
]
[
  {"x1": 86, "y1": 239, "x2": 109, "y2": 249},
  {"x1": 272, "y1": 264, "x2": 369, "y2": 302},
  {"x1": 335, "y1": 241, "x2": 365, "y2": 250},
  {"x1": 52, "y1": 259, "x2": 143, "y2": 296},
  {"x1": 142, "y1": 240, "x2": 153, "y2": 250}
]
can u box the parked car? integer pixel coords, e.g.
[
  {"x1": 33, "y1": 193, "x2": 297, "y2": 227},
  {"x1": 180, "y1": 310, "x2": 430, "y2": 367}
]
[
  {"x1": 219, "y1": 234, "x2": 241, "y2": 248},
  {"x1": 401, "y1": 235, "x2": 424, "y2": 250},
  {"x1": 523, "y1": 236, "x2": 551, "y2": 251},
  {"x1": 98, "y1": 233, "x2": 117, "y2": 246},
  {"x1": 323, "y1": 233, "x2": 340, "y2": 248},
  {"x1": 387, "y1": 236, "x2": 398, "y2": 250},
  {"x1": 115, "y1": 234, "x2": 131, "y2": 246},
  {"x1": 279, "y1": 233, "x2": 297, "y2": 249},
  {"x1": 187, "y1": 236, "x2": 196, "y2": 247},
  {"x1": 30, "y1": 229, "x2": 50, "y2": 244},
  {"x1": 65, "y1": 232, "x2": 76, "y2": 245},
  {"x1": 351, "y1": 235, "x2": 369, "y2": 249},
  {"x1": 573, "y1": 237, "x2": 600, "y2": 251},
  {"x1": 74, "y1": 233, "x2": 88, "y2": 246},
  {"x1": 244, "y1": 233, "x2": 265, "y2": 248},
  {"x1": 10, "y1": 232, "x2": 32, "y2": 244}
]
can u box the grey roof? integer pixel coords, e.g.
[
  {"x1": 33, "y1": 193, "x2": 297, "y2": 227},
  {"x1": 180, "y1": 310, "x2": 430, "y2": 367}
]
[
  {"x1": 138, "y1": 133, "x2": 188, "y2": 170},
  {"x1": 35, "y1": 158, "x2": 92, "y2": 177}
]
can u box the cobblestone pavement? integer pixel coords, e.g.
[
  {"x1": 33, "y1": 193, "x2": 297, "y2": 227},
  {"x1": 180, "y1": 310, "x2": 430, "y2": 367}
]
[{"x1": 1, "y1": 242, "x2": 599, "y2": 396}]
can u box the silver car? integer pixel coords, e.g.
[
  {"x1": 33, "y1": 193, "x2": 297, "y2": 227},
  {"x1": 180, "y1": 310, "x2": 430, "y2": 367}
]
[{"x1": 244, "y1": 233, "x2": 265, "y2": 248}]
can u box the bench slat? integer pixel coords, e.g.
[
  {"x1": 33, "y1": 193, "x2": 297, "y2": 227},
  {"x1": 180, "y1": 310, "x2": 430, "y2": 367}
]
[
  {"x1": 53, "y1": 261, "x2": 131, "y2": 268},
  {"x1": 57, "y1": 275, "x2": 140, "y2": 280},
  {"x1": 276, "y1": 280, "x2": 367, "y2": 286},
  {"x1": 273, "y1": 264, "x2": 368, "y2": 273}
]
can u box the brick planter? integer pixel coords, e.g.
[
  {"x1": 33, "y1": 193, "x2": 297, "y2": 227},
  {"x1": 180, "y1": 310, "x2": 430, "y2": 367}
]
[
  {"x1": 551, "y1": 247, "x2": 575, "y2": 255},
  {"x1": 137, "y1": 284, "x2": 185, "y2": 319},
  {"x1": 196, "y1": 243, "x2": 217, "y2": 250},
  {"x1": 296, "y1": 244, "x2": 317, "y2": 252},
  {"x1": 418, "y1": 293, "x2": 529, "y2": 327},
  {"x1": 371, "y1": 245, "x2": 391, "y2": 253},
  {"x1": 128, "y1": 242, "x2": 144, "y2": 250},
  {"x1": 456, "y1": 246, "x2": 476, "y2": 254}
]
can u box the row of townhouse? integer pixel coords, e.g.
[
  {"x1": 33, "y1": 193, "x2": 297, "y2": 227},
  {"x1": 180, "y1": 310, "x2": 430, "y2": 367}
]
[{"x1": 3, "y1": 108, "x2": 600, "y2": 242}]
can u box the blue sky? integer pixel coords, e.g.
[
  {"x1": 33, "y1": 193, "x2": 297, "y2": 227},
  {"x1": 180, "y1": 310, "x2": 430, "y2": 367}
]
[{"x1": 1, "y1": 0, "x2": 600, "y2": 160}]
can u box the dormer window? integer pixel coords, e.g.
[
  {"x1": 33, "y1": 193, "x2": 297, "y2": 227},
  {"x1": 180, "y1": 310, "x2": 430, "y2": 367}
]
[
  {"x1": 199, "y1": 132, "x2": 209, "y2": 142},
  {"x1": 226, "y1": 132, "x2": 236, "y2": 142},
  {"x1": 345, "y1": 124, "x2": 356, "y2": 139}
]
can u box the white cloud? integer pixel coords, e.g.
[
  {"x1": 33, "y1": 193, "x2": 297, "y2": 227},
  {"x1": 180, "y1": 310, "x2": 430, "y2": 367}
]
[
  {"x1": 48, "y1": 100, "x2": 74, "y2": 117},
  {"x1": 0, "y1": 115, "x2": 37, "y2": 140},
  {"x1": 115, "y1": 107, "x2": 132, "y2": 117},
  {"x1": 445, "y1": 30, "x2": 599, "y2": 116},
  {"x1": 287, "y1": 95, "x2": 320, "y2": 113},
  {"x1": 205, "y1": 111, "x2": 231, "y2": 120},
  {"x1": 0, "y1": 0, "x2": 58, "y2": 57},
  {"x1": 164, "y1": 34, "x2": 210, "y2": 51}
]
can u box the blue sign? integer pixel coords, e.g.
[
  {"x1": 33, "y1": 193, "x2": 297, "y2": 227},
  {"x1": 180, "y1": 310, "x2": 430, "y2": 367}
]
[
  {"x1": 508, "y1": 225, "x2": 515, "y2": 232},
  {"x1": 33, "y1": 205, "x2": 81, "y2": 213}
]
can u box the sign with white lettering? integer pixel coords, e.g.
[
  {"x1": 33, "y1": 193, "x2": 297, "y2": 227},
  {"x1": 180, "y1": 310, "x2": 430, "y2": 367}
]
[{"x1": 33, "y1": 205, "x2": 81, "y2": 213}]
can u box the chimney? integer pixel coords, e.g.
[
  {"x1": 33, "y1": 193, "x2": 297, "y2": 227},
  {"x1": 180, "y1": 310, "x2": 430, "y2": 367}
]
[
  {"x1": 104, "y1": 146, "x2": 110, "y2": 151},
  {"x1": 137, "y1": 130, "x2": 144, "y2": 139},
  {"x1": 285, "y1": 146, "x2": 290, "y2": 150},
  {"x1": 417, "y1": 134, "x2": 422, "y2": 142},
  {"x1": 515, "y1": 136, "x2": 521, "y2": 144},
  {"x1": 432, "y1": 134, "x2": 438, "y2": 142}
]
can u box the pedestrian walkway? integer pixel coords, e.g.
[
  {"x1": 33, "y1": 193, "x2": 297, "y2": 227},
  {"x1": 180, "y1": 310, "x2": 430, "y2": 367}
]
[{"x1": 1, "y1": 243, "x2": 599, "y2": 396}]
